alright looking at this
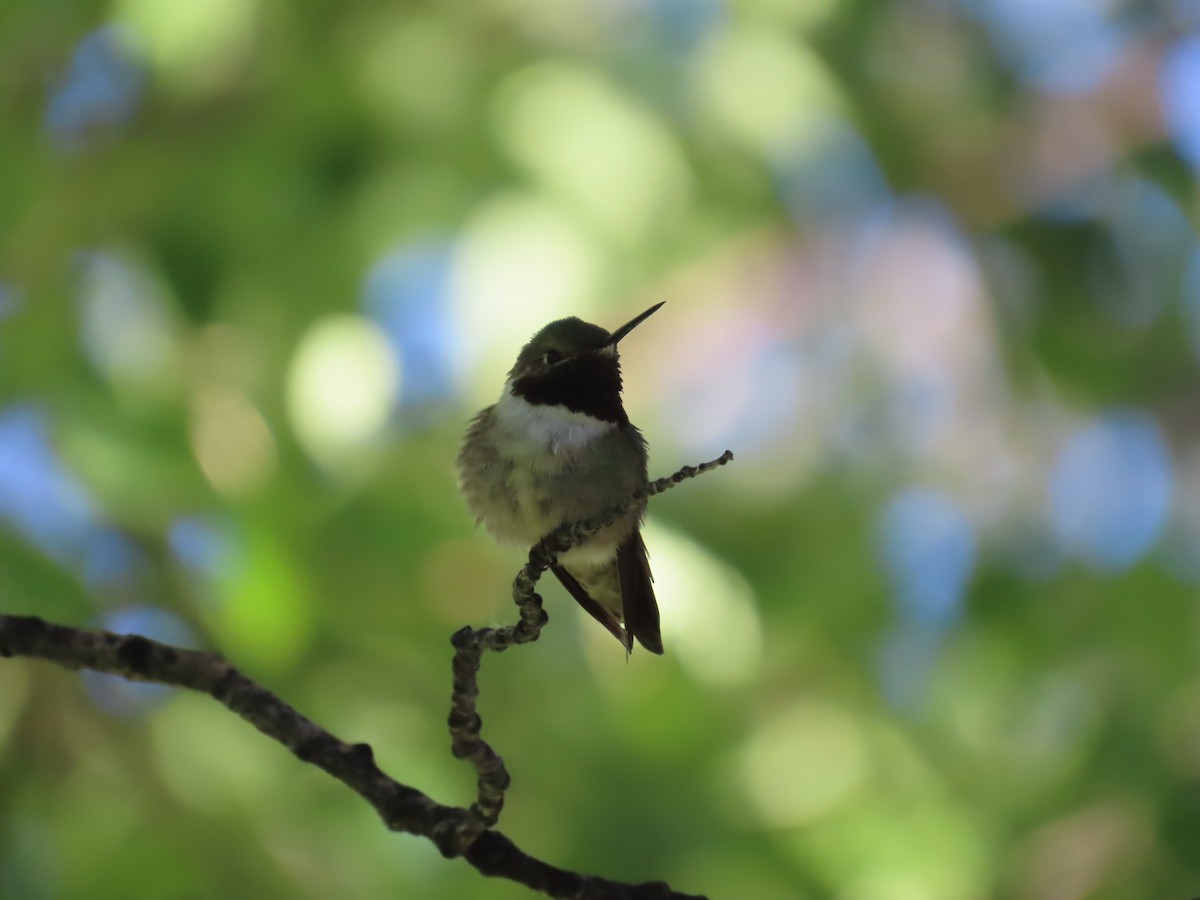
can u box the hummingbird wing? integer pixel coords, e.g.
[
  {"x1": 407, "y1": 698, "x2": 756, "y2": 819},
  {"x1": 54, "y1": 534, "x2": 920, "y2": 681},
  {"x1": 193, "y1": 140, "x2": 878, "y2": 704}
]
[
  {"x1": 551, "y1": 564, "x2": 632, "y2": 651},
  {"x1": 617, "y1": 531, "x2": 663, "y2": 655}
]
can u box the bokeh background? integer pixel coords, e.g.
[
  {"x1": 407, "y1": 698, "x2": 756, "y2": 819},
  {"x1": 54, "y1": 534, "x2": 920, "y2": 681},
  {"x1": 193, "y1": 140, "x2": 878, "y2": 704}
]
[{"x1": 3, "y1": 1, "x2": 1200, "y2": 898}]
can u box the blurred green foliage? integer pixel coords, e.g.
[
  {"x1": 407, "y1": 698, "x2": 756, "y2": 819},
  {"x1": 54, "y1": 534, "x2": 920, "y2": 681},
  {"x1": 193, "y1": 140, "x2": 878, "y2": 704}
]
[{"x1": 3, "y1": 2, "x2": 1200, "y2": 899}]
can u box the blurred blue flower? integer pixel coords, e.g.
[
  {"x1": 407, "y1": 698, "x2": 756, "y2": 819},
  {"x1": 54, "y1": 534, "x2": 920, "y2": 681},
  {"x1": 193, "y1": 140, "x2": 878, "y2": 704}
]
[
  {"x1": 1049, "y1": 412, "x2": 1172, "y2": 571},
  {"x1": 167, "y1": 517, "x2": 240, "y2": 610},
  {"x1": 665, "y1": 337, "x2": 804, "y2": 459},
  {"x1": 1162, "y1": 34, "x2": 1200, "y2": 170},
  {"x1": 82, "y1": 607, "x2": 199, "y2": 718},
  {"x1": 878, "y1": 487, "x2": 977, "y2": 631},
  {"x1": 772, "y1": 121, "x2": 889, "y2": 227},
  {"x1": 82, "y1": 527, "x2": 145, "y2": 589},
  {"x1": 725, "y1": 342, "x2": 804, "y2": 456},
  {"x1": 1174, "y1": 0, "x2": 1200, "y2": 29},
  {"x1": 0, "y1": 406, "x2": 97, "y2": 564},
  {"x1": 962, "y1": 0, "x2": 1127, "y2": 93},
  {"x1": 168, "y1": 516, "x2": 235, "y2": 578},
  {"x1": 850, "y1": 194, "x2": 969, "y2": 266},
  {"x1": 45, "y1": 25, "x2": 144, "y2": 151},
  {"x1": 630, "y1": 0, "x2": 724, "y2": 55},
  {"x1": 362, "y1": 242, "x2": 462, "y2": 412}
]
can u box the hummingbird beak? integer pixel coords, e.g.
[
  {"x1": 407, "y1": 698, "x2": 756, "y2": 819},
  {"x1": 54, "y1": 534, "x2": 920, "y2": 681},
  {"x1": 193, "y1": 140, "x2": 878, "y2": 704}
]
[{"x1": 602, "y1": 302, "x2": 665, "y2": 349}]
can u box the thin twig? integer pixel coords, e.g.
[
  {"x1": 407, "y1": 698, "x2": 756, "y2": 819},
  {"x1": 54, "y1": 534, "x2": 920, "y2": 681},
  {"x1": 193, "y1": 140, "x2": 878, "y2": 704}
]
[{"x1": 445, "y1": 451, "x2": 734, "y2": 850}]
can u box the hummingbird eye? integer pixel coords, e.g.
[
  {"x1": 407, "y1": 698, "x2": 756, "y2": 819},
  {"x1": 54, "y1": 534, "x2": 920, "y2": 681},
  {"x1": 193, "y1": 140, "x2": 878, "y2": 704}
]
[{"x1": 541, "y1": 349, "x2": 565, "y2": 366}]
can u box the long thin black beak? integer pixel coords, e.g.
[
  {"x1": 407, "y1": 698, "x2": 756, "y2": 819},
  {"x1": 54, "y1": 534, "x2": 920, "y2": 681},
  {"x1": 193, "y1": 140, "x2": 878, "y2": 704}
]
[{"x1": 603, "y1": 302, "x2": 664, "y2": 348}]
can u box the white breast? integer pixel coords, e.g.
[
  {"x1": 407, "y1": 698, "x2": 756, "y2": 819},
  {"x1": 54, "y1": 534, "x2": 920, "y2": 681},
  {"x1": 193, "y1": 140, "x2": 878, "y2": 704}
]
[{"x1": 494, "y1": 382, "x2": 614, "y2": 456}]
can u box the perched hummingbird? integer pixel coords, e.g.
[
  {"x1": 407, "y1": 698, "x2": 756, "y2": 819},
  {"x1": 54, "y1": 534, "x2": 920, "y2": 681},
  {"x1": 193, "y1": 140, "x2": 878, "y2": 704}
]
[{"x1": 457, "y1": 303, "x2": 664, "y2": 654}]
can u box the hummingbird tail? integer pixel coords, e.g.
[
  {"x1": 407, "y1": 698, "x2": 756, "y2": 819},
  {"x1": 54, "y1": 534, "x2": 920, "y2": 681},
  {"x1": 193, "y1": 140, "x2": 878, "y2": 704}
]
[
  {"x1": 617, "y1": 531, "x2": 663, "y2": 655},
  {"x1": 552, "y1": 564, "x2": 632, "y2": 651}
]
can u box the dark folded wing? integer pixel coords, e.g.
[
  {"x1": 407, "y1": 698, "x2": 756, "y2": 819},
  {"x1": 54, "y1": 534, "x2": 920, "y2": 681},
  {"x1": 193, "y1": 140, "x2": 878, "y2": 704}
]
[{"x1": 617, "y1": 531, "x2": 663, "y2": 655}]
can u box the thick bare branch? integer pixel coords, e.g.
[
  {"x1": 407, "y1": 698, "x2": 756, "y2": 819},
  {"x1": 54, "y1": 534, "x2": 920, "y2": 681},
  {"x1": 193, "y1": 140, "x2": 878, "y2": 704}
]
[
  {"x1": 0, "y1": 614, "x2": 707, "y2": 899},
  {"x1": 0, "y1": 451, "x2": 733, "y2": 898}
]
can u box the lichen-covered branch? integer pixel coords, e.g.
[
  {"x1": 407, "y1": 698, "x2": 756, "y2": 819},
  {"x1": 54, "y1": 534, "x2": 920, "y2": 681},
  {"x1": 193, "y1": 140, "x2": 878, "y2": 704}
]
[
  {"x1": 0, "y1": 451, "x2": 733, "y2": 899},
  {"x1": 0, "y1": 615, "x2": 708, "y2": 898},
  {"x1": 445, "y1": 450, "x2": 734, "y2": 849},
  {"x1": 0, "y1": 615, "x2": 454, "y2": 844}
]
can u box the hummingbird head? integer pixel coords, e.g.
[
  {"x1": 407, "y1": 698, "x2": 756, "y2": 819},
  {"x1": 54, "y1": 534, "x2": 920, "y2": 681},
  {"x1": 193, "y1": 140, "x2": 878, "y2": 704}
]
[{"x1": 506, "y1": 303, "x2": 663, "y2": 425}]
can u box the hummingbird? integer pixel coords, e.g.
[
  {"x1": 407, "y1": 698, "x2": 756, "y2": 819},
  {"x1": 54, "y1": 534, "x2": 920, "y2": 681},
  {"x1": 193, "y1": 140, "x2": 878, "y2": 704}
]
[{"x1": 456, "y1": 303, "x2": 664, "y2": 654}]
